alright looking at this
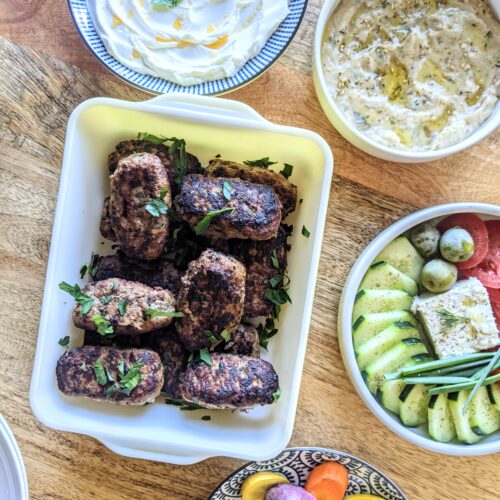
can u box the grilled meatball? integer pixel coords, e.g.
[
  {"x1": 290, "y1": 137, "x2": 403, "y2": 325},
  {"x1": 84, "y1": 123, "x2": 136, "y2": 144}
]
[
  {"x1": 176, "y1": 249, "x2": 246, "y2": 351},
  {"x1": 100, "y1": 197, "x2": 117, "y2": 242},
  {"x1": 206, "y1": 159, "x2": 297, "y2": 216},
  {"x1": 221, "y1": 323, "x2": 260, "y2": 358},
  {"x1": 109, "y1": 153, "x2": 171, "y2": 260},
  {"x1": 108, "y1": 139, "x2": 201, "y2": 193},
  {"x1": 175, "y1": 175, "x2": 282, "y2": 240},
  {"x1": 179, "y1": 354, "x2": 279, "y2": 409},
  {"x1": 94, "y1": 253, "x2": 182, "y2": 295},
  {"x1": 56, "y1": 346, "x2": 163, "y2": 405},
  {"x1": 84, "y1": 330, "x2": 147, "y2": 348},
  {"x1": 72, "y1": 278, "x2": 177, "y2": 335},
  {"x1": 232, "y1": 226, "x2": 290, "y2": 319},
  {"x1": 147, "y1": 329, "x2": 188, "y2": 400}
]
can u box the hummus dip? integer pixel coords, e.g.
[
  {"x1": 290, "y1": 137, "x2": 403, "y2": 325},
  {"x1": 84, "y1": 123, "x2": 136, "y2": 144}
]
[
  {"x1": 88, "y1": 0, "x2": 289, "y2": 86},
  {"x1": 322, "y1": 0, "x2": 500, "y2": 151}
]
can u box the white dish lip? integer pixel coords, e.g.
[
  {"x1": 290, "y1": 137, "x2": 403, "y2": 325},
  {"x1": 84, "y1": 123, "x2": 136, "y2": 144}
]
[
  {"x1": 338, "y1": 202, "x2": 500, "y2": 456},
  {"x1": 0, "y1": 415, "x2": 29, "y2": 500},
  {"x1": 29, "y1": 94, "x2": 334, "y2": 464},
  {"x1": 313, "y1": 0, "x2": 500, "y2": 163}
]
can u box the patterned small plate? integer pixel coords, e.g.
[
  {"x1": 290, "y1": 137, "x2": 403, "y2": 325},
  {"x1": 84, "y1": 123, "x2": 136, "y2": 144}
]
[
  {"x1": 67, "y1": 0, "x2": 308, "y2": 95},
  {"x1": 210, "y1": 447, "x2": 407, "y2": 499}
]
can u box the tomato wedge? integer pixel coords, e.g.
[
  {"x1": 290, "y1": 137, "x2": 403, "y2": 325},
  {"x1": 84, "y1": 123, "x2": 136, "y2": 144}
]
[
  {"x1": 462, "y1": 255, "x2": 500, "y2": 288},
  {"x1": 437, "y1": 214, "x2": 489, "y2": 270},
  {"x1": 488, "y1": 287, "x2": 500, "y2": 304},
  {"x1": 485, "y1": 220, "x2": 500, "y2": 260}
]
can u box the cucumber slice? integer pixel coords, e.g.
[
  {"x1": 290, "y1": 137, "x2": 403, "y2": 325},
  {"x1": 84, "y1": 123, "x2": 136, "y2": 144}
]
[
  {"x1": 353, "y1": 311, "x2": 417, "y2": 349},
  {"x1": 428, "y1": 393, "x2": 456, "y2": 442},
  {"x1": 363, "y1": 338, "x2": 428, "y2": 394},
  {"x1": 360, "y1": 261, "x2": 419, "y2": 296},
  {"x1": 380, "y1": 379, "x2": 406, "y2": 414},
  {"x1": 353, "y1": 290, "x2": 413, "y2": 323},
  {"x1": 486, "y1": 383, "x2": 500, "y2": 412},
  {"x1": 356, "y1": 323, "x2": 420, "y2": 369},
  {"x1": 470, "y1": 386, "x2": 500, "y2": 436},
  {"x1": 399, "y1": 384, "x2": 431, "y2": 427},
  {"x1": 375, "y1": 236, "x2": 425, "y2": 283},
  {"x1": 448, "y1": 391, "x2": 482, "y2": 444}
]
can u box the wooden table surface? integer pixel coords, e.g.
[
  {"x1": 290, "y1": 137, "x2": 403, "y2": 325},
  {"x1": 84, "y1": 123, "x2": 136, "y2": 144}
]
[{"x1": 0, "y1": 1, "x2": 498, "y2": 499}]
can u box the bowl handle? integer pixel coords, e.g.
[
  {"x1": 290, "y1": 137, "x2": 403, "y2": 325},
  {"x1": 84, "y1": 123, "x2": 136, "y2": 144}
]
[{"x1": 141, "y1": 93, "x2": 267, "y2": 124}]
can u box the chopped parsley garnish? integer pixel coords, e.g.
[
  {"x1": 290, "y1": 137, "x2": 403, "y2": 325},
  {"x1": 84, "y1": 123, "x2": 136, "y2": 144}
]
[
  {"x1": 204, "y1": 330, "x2": 218, "y2": 344},
  {"x1": 201, "y1": 415, "x2": 211, "y2": 421},
  {"x1": 437, "y1": 309, "x2": 469, "y2": 328},
  {"x1": 273, "y1": 389, "x2": 282, "y2": 402},
  {"x1": 145, "y1": 189, "x2": 169, "y2": 217},
  {"x1": 243, "y1": 157, "x2": 277, "y2": 168},
  {"x1": 199, "y1": 348, "x2": 212, "y2": 366},
  {"x1": 92, "y1": 315, "x2": 114, "y2": 336},
  {"x1": 151, "y1": 0, "x2": 183, "y2": 9},
  {"x1": 257, "y1": 317, "x2": 279, "y2": 349},
  {"x1": 119, "y1": 363, "x2": 144, "y2": 395},
  {"x1": 59, "y1": 282, "x2": 94, "y2": 315},
  {"x1": 79, "y1": 252, "x2": 99, "y2": 279},
  {"x1": 269, "y1": 275, "x2": 283, "y2": 288},
  {"x1": 93, "y1": 359, "x2": 107, "y2": 386},
  {"x1": 146, "y1": 308, "x2": 184, "y2": 318},
  {"x1": 222, "y1": 180, "x2": 232, "y2": 201},
  {"x1": 118, "y1": 301, "x2": 128, "y2": 316},
  {"x1": 58, "y1": 336, "x2": 70, "y2": 347},
  {"x1": 117, "y1": 361, "x2": 125, "y2": 376},
  {"x1": 220, "y1": 329, "x2": 230, "y2": 343},
  {"x1": 166, "y1": 137, "x2": 188, "y2": 184},
  {"x1": 270, "y1": 250, "x2": 279, "y2": 269},
  {"x1": 101, "y1": 295, "x2": 114, "y2": 305},
  {"x1": 137, "y1": 132, "x2": 168, "y2": 143},
  {"x1": 265, "y1": 287, "x2": 292, "y2": 307},
  {"x1": 194, "y1": 207, "x2": 235, "y2": 235},
  {"x1": 280, "y1": 163, "x2": 293, "y2": 179},
  {"x1": 301, "y1": 225, "x2": 311, "y2": 238}
]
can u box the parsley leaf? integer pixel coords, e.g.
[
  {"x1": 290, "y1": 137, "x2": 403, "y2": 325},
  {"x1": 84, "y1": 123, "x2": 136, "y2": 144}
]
[
  {"x1": 101, "y1": 295, "x2": 114, "y2": 305},
  {"x1": 165, "y1": 137, "x2": 188, "y2": 184},
  {"x1": 117, "y1": 361, "x2": 125, "y2": 376},
  {"x1": 119, "y1": 363, "x2": 144, "y2": 395},
  {"x1": 80, "y1": 252, "x2": 100, "y2": 279},
  {"x1": 118, "y1": 301, "x2": 128, "y2": 316},
  {"x1": 302, "y1": 226, "x2": 310, "y2": 238},
  {"x1": 257, "y1": 317, "x2": 278, "y2": 349},
  {"x1": 145, "y1": 193, "x2": 169, "y2": 218},
  {"x1": 58, "y1": 336, "x2": 70, "y2": 347},
  {"x1": 222, "y1": 180, "x2": 232, "y2": 201},
  {"x1": 199, "y1": 348, "x2": 212, "y2": 366},
  {"x1": 194, "y1": 207, "x2": 235, "y2": 236},
  {"x1": 137, "y1": 132, "x2": 168, "y2": 144},
  {"x1": 79, "y1": 264, "x2": 88, "y2": 280},
  {"x1": 59, "y1": 282, "x2": 94, "y2": 315},
  {"x1": 269, "y1": 275, "x2": 283, "y2": 288},
  {"x1": 243, "y1": 157, "x2": 277, "y2": 168},
  {"x1": 92, "y1": 315, "x2": 114, "y2": 336},
  {"x1": 438, "y1": 309, "x2": 469, "y2": 327},
  {"x1": 220, "y1": 329, "x2": 230, "y2": 343},
  {"x1": 204, "y1": 330, "x2": 218, "y2": 344},
  {"x1": 280, "y1": 163, "x2": 293, "y2": 179},
  {"x1": 273, "y1": 389, "x2": 282, "y2": 402},
  {"x1": 146, "y1": 308, "x2": 184, "y2": 318},
  {"x1": 93, "y1": 360, "x2": 107, "y2": 386},
  {"x1": 270, "y1": 250, "x2": 279, "y2": 270}
]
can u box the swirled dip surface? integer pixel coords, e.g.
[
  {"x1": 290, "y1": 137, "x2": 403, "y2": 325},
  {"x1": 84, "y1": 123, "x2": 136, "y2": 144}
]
[
  {"x1": 88, "y1": 0, "x2": 289, "y2": 86},
  {"x1": 322, "y1": 0, "x2": 499, "y2": 151}
]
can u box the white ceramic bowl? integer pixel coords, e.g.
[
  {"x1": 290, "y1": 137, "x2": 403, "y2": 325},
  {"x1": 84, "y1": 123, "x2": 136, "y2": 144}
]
[
  {"x1": 338, "y1": 202, "x2": 500, "y2": 455},
  {"x1": 313, "y1": 0, "x2": 500, "y2": 163},
  {"x1": 30, "y1": 94, "x2": 333, "y2": 465}
]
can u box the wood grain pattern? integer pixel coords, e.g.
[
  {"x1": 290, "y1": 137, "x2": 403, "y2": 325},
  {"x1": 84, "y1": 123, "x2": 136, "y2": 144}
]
[{"x1": 0, "y1": 2, "x2": 499, "y2": 498}]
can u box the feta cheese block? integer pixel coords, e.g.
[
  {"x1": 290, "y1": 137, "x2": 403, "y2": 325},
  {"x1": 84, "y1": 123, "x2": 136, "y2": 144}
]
[{"x1": 411, "y1": 278, "x2": 499, "y2": 359}]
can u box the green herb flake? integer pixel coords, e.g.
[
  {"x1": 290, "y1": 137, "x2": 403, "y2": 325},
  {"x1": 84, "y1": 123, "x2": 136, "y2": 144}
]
[
  {"x1": 280, "y1": 163, "x2": 294, "y2": 179},
  {"x1": 301, "y1": 225, "x2": 311, "y2": 238},
  {"x1": 145, "y1": 197, "x2": 169, "y2": 217},
  {"x1": 137, "y1": 132, "x2": 168, "y2": 143},
  {"x1": 438, "y1": 309, "x2": 468, "y2": 328},
  {"x1": 118, "y1": 301, "x2": 128, "y2": 316},
  {"x1": 273, "y1": 389, "x2": 282, "y2": 402},
  {"x1": 59, "y1": 282, "x2": 94, "y2": 315},
  {"x1": 119, "y1": 363, "x2": 144, "y2": 395},
  {"x1": 101, "y1": 295, "x2": 114, "y2": 305},
  {"x1": 269, "y1": 275, "x2": 283, "y2": 288},
  {"x1": 199, "y1": 348, "x2": 212, "y2": 366},
  {"x1": 194, "y1": 207, "x2": 235, "y2": 236},
  {"x1": 93, "y1": 359, "x2": 107, "y2": 386},
  {"x1": 105, "y1": 385, "x2": 119, "y2": 398},
  {"x1": 147, "y1": 308, "x2": 184, "y2": 318},
  {"x1": 204, "y1": 330, "x2": 218, "y2": 344},
  {"x1": 257, "y1": 317, "x2": 279, "y2": 349},
  {"x1": 92, "y1": 315, "x2": 114, "y2": 336},
  {"x1": 270, "y1": 250, "x2": 279, "y2": 269},
  {"x1": 222, "y1": 180, "x2": 232, "y2": 201},
  {"x1": 79, "y1": 264, "x2": 88, "y2": 280},
  {"x1": 118, "y1": 361, "x2": 125, "y2": 376},
  {"x1": 201, "y1": 415, "x2": 211, "y2": 421},
  {"x1": 58, "y1": 336, "x2": 70, "y2": 347},
  {"x1": 220, "y1": 329, "x2": 230, "y2": 343},
  {"x1": 243, "y1": 157, "x2": 277, "y2": 168}
]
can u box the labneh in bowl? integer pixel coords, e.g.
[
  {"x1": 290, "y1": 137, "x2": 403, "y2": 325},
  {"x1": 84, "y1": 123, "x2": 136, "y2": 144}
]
[
  {"x1": 312, "y1": 0, "x2": 500, "y2": 163},
  {"x1": 338, "y1": 202, "x2": 500, "y2": 456}
]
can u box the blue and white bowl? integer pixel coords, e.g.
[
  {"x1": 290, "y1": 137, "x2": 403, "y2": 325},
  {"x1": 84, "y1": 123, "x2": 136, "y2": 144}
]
[
  {"x1": 67, "y1": 0, "x2": 308, "y2": 95},
  {"x1": 210, "y1": 447, "x2": 407, "y2": 499}
]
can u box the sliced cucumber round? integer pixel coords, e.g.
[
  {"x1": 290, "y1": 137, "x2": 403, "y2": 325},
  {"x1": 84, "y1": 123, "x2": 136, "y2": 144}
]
[
  {"x1": 470, "y1": 386, "x2": 500, "y2": 436},
  {"x1": 360, "y1": 261, "x2": 419, "y2": 296},
  {"x1": 448, "y1": 391, "x2": 482, "y2": 444},
  {"x1": 428, "y1": 393, "x2": 456, "y2": 443},
  {"x1": 399, "y1": 384, "x2": 431, "y2": 427},
  {"x1": 353, "y1": 289, "x2": 413, "y2": 324}
]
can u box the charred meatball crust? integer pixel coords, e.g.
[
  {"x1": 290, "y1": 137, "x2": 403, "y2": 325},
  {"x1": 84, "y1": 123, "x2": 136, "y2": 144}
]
[
  {"x1": 109, "y1": 153, "x2": 171, "y2": 260},
  {"x1": 56, "y1": 346, "x2": 164, "y2": 405},
  {"x1": 179, "y1": 354, "x2": 279, "y2": 409},
  {"x1": 108, "y1": 139, "x2": 201, "y2": 193},
  {"x1": 99, "y1": 197, "x2": 117, "y2": 242},
  {"x1": 205, "y1": 159, "x2": 297, "y2": 216},
  {"x1": 72, "y1": 278, "x2": 177, "y2": 335},
  {"x1": 221, "y1": 323, "x2": 260, "y2": 358},
  {"x1": 231, "y1": 225, "x2": 290, "y2": 319},
  {"x1": 83, "y1": 330, "x2": 147, "y2": 349},
  {"x1": 176, "y1": 249, "x2": 246, "y2": 351},
  {"x1": 175, "y1": 175, "x2": 282, "y2": 240},
  {"x1": 94, "y1": 253, "x2": 182, "y2": 295}
]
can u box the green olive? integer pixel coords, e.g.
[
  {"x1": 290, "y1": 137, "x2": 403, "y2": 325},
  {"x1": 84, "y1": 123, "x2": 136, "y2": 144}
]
[
  {"x1": 439, "y1": 226, "x2": 475, "y2": 263},
  {"x1": 410, "y1": 223, "x2": 441, "y2": 258},
  {"x1": 421, "y1": 259, "x2": 458, "y2": 293}
]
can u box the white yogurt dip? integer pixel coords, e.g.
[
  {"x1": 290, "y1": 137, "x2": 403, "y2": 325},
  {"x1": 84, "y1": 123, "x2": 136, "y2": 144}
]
[
  {"x1": 322, "y1": 0, "x2": 500, "y2": 151},
  {"x1": 88, "y1": 0, "x2": 289, "y2": 86}
]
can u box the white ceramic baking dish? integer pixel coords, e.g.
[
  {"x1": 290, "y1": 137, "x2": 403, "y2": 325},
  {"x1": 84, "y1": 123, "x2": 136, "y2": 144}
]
[
  {"x1": 339, "y1": 202, "x2": 500, "y2": 455},
  {"x1": 313, "y1": 0, "x2": 500, "y2": 163},
  {"x1": 29, "y1": 94, "x2": 334, "y2": 465}
]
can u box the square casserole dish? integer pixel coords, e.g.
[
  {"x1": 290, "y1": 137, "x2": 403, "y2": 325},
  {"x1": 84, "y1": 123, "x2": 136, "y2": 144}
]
[{"x1": 30, "y1": 94, "x2": 334, "y2": 464}]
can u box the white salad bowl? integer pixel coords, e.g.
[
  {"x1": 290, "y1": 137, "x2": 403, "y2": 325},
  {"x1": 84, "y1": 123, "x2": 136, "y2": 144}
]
[
  {"x1": 30, "y1": 94, "x2": 333, "y2": 465},
  {"x1": 312, "y1": 0, "x2": 500, "y2": 163},
  {"x1": 338, "y1": 202, "x2": 500, "y2": 456}
]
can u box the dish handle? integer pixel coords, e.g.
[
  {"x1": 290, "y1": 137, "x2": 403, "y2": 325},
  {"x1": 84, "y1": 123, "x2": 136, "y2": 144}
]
[{"x1": 141, "y1": 93, "x2": 267, "y2": 124}]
